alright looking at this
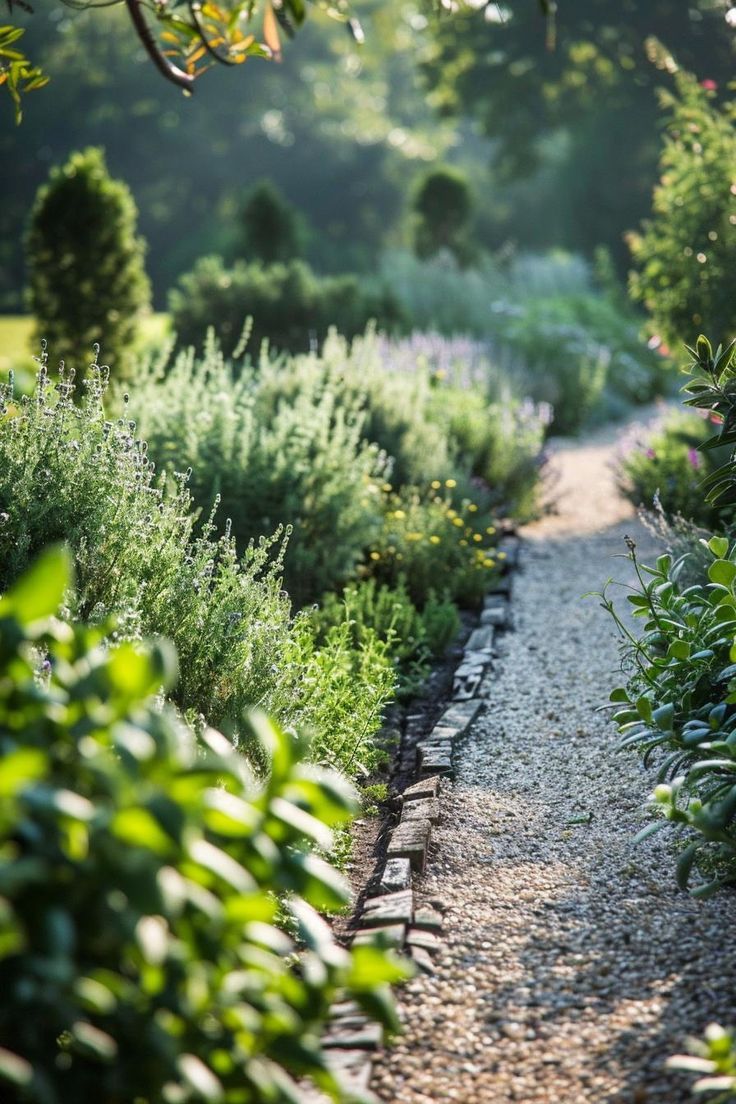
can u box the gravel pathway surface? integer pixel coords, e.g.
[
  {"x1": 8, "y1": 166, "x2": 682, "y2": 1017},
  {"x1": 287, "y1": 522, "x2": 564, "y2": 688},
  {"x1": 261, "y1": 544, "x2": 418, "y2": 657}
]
[{"x1": 372, "y1": 418, "x2": 736, "y2": 1104}]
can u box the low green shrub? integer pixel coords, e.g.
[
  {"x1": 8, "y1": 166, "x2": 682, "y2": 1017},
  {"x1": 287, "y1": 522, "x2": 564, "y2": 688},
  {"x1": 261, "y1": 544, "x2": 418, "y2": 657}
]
[
  {"x1": 169, "y1": 255, "x2": 404, "y2": 357},
  {"x1": 284, "y1": 613, "x2": 396, "y2": 778},
  {"x1": 0, "y1": 546, "x2": 406, "y2": 1104},
  {"x1": 668, "y1": 1023, "x2": 736, "y2": 1100},
  {"x1": 602, "y1": 535, "x2": 736, "y2": 894},
  {"x1": 315, "y1": 578, "x2": 459, "y2": 696},
  {"x1": 496, "y1": 299, "x2": 609, "y2": 435},
  {"x1": 617, "y1": 410, "x2": 727, "y2": 529},
  {"x1": 126, "y1": 338, "x2": 387, "y2": 606},
  {"x1": 366, "y1": 485, "x2": 501, "y2": 610},
  {"x1": 381, "y1": 251, "x2": 669, "y2": 433},
  {"x1": 0, "y1": 352, "x2": 394, "y2": 772},
  {"x1": 600, "y1": 337, "x2": 736, "y2": 895},
  {"x1": 269, "y1": 331, "x2": 547, "y2": 518}
]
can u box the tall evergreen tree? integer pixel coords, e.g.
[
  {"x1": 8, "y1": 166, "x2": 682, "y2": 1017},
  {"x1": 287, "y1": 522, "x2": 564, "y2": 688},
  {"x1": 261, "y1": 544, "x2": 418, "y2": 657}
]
[{"x1": 26, "y1": 147, "x2": 151, "y2": 379}]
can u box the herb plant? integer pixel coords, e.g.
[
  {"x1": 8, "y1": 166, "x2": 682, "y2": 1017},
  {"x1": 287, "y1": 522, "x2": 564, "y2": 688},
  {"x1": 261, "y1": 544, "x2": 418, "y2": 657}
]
[{"x1": 0, "y1": 546, "x2": 406, "y2": 1103}]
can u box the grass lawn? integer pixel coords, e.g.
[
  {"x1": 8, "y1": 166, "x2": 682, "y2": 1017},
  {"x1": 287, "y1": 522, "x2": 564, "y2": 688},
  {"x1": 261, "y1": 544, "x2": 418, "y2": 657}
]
[{"x1": 0, "y1": 313, "x2": 171, "y2": 375}]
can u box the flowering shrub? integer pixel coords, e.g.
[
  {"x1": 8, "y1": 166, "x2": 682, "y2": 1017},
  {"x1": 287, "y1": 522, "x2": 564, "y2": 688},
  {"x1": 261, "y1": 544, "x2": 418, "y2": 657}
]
[
  {"x1": 617, "y1": 410, "x2": 728, "y2": 529},
  {"x1": 0, "y1": 546, "x2": 406, "y2": 1104},
  {"x1": 629, "y1": 69, "x2": 736, "y2": 348},
  {"x1": 319, "y1": 331, "x2": 548, "y2": 517},
  {"x1": 380, "y1": 250, "x2": 668, "y2": 434},
  {"x1": 366, "y1": 484, "x2": 502, "y2": 609}
]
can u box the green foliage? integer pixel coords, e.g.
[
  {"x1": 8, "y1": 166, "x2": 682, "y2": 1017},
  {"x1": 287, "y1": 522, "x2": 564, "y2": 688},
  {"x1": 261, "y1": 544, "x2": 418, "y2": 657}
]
[
  {"x1": 668, "y1": 1023, "x2": 736, "y2": 1101},
  {"x1": 168, "y1": 255, "x2": 404, "y2": 357},
  {"x1": 287, "y1": 614, "x2": 396, "y2": 778},
  {"x1": 315, "y1": 577, "x2": 459, "y2": 696},
  {"x1": 0, "y1": 546, "x2": 406, "y2": 1104},
  {"x1": 239, "y1": 180, "x2": 305, "y2": 265},
  {"x1": 629, "y1": 72, "x2": 736, "y2": 349},
  {"x1": 680, "y1": 335, "x2": 736, "y2": 514},
  {"x1": 126, "y1": 337, "x2": 388, "y2": 606},
  {"x1": 617, "y1": 410, "x2": 727, "y2": 529},
  {"x1": 367, "y1": 486, "x2": 501, "y2": 610},
  {"x1": 283, "y1": 330, "x2": 547, "y2": 518},
  {"x1": 26, "y1": 148, "x2": 151, "y2": 380},
  {"x1": 380, "y1": 252, "x2": 667, "y2": 434},
  {"x1": 422, "y1": 2, "x2": 735, "y2": 268},
  {"x1": 411, "y1": 166, "x2": 474, "y2": 266},
  {"x1": 0, "y1": 23, "x2": 48, "y2": 123},
  {"x1": 0, "y1": 353, "x2": 394, "y2": 770},
  {"x1": 599, "y1": 336, "x2": 736, "y2": 893},
  {"x1": 600, "y1": 536, "x2": 736, "y2": 895}
]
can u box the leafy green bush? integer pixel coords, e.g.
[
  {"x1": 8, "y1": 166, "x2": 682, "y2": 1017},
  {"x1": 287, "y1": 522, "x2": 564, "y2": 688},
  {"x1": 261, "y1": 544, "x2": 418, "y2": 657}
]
[
  {"x1": 315, "y1": 578, "x2": 460, "y2": 696},
  {"x1": 601, "y1": 535, "x2": 736, "y2": 895},
  {"x1": 617, "y1": 410, "x2": 728, "y2": 529},
  {"x1": 286, "y1": 614, "x2": 397, "y2": 777},
  {"x1": 601, "y1": 338, "x2": 736, "y2": 893},
  {"x1": 367, "y1": 485, "x2": 501, "y2": 609},
  {"x1": 238, "y1": 179, "x2": 305, "y2": 265},
  {"x1": 126, "y1": 338, "x2": 387, "y2": 606},
  {"x1": 411, "y1": 166, "x2": 474, "y2": 266},
  {"x1": 629, "y1": 70, "x2": 736, "y2": 349},
  {"x1": 668, "y1": 1023, "x2": 736, "y2": 1100},
  {"x1": 169, "y1": 255, "x2": 404, "y2": 357},
  {"x1": 380, "y1": 251, "x2": 668, "y2": 433},
  {"x1": 0, "y1": 546, "x2": 405, "y2": 1104},
  {"x1": 26, "y1": 148, "x2": 151, "y2": 380},
  {"x1": 0, "y1": 352, "x2": 394, "y2": 770},
  {"x1": 497, "y1": 299, "x2": 609, "y2": 435}
]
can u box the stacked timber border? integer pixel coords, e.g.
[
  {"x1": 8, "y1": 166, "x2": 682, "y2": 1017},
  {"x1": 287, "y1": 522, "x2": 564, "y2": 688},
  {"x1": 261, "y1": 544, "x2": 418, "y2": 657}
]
[{"x1": 318, "y1": 533, "x2": 522, "y2": 1100}]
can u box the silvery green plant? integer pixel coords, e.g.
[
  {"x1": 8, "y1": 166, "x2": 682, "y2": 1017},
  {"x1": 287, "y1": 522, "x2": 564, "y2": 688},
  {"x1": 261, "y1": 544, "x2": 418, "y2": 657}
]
[{"x1": 0, "y1": 345, "x2": 395, "y2": 777}]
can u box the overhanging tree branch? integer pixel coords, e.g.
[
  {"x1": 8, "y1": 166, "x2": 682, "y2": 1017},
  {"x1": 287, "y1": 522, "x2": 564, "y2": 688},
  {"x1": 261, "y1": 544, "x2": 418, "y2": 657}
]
[{"x1": 124, "y1": 0, "x2": 194, "y2": 91}]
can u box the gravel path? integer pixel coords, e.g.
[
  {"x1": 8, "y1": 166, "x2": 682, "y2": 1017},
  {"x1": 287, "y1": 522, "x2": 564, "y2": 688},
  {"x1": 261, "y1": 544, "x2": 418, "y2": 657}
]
[{"x1": 372, "y1": 418, "x2": 736, "y2": 1104}]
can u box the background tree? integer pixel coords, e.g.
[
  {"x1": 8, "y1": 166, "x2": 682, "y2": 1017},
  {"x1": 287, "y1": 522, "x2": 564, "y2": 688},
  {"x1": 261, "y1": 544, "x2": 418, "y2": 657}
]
[
  {"x1": 239, "y1": 179, "x2": 305, "y2": 264},
  {"x1": 422, "y1": 1, "x2": 736, "y2": 268},
  {"x1": 26, "y1": 147, "x2": 151, "y2": 378},
  {"x1": 628, "y1": 68, "x2": 736, "y2": 349},
  {"x1": 411, "y1": 165, "x2": 474, "y2": 265}
]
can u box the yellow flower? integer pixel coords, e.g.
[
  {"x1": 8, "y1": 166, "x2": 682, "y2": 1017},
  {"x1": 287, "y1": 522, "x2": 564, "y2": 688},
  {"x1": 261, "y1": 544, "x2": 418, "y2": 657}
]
[
  {"x1": 445, "y1": 478, "x2": 457, "y2": 488},
  {"x1": 486, "y1": 526, "x2": 496, "y2": 535},
  {"x1": 498, "y1": 551, "x2": 507, "y2": 560},
  {"x1": 406, "y1": 532, "x2": 423, "y2": 542},
  {"x1": 447, "y1": 508, "x2": 456, "y2": 518},
  {"x1": 460, "y1": 539, "x2": 468, "y2": 547},
  {"x1": 431, "y1": 480, "x2": 441, "y2": 490},
  {"x1": 429, "y1": 535, "x2": 441, "y2": 545},
  {"x1": 370, "y1": 551, "x2": 381, "y2": 561},
  {"x1": 468, "y1": 503, "x2": 478, "y2": 512},
  {"x1": 483, "y1": 558, "x2": 495, "y2": 568},
  {"x1": 473, "y1": 533, "x2": 482, "y2": 542},
  {"x1": 393, "y1": 509, "x2": 406, "y2": 520},
  {"x1": 382, "y1": 483, "x2": 393, "y2": 493},
  {"x1": 452, "y1": 517, "x2": 463, "y2": 528}
]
